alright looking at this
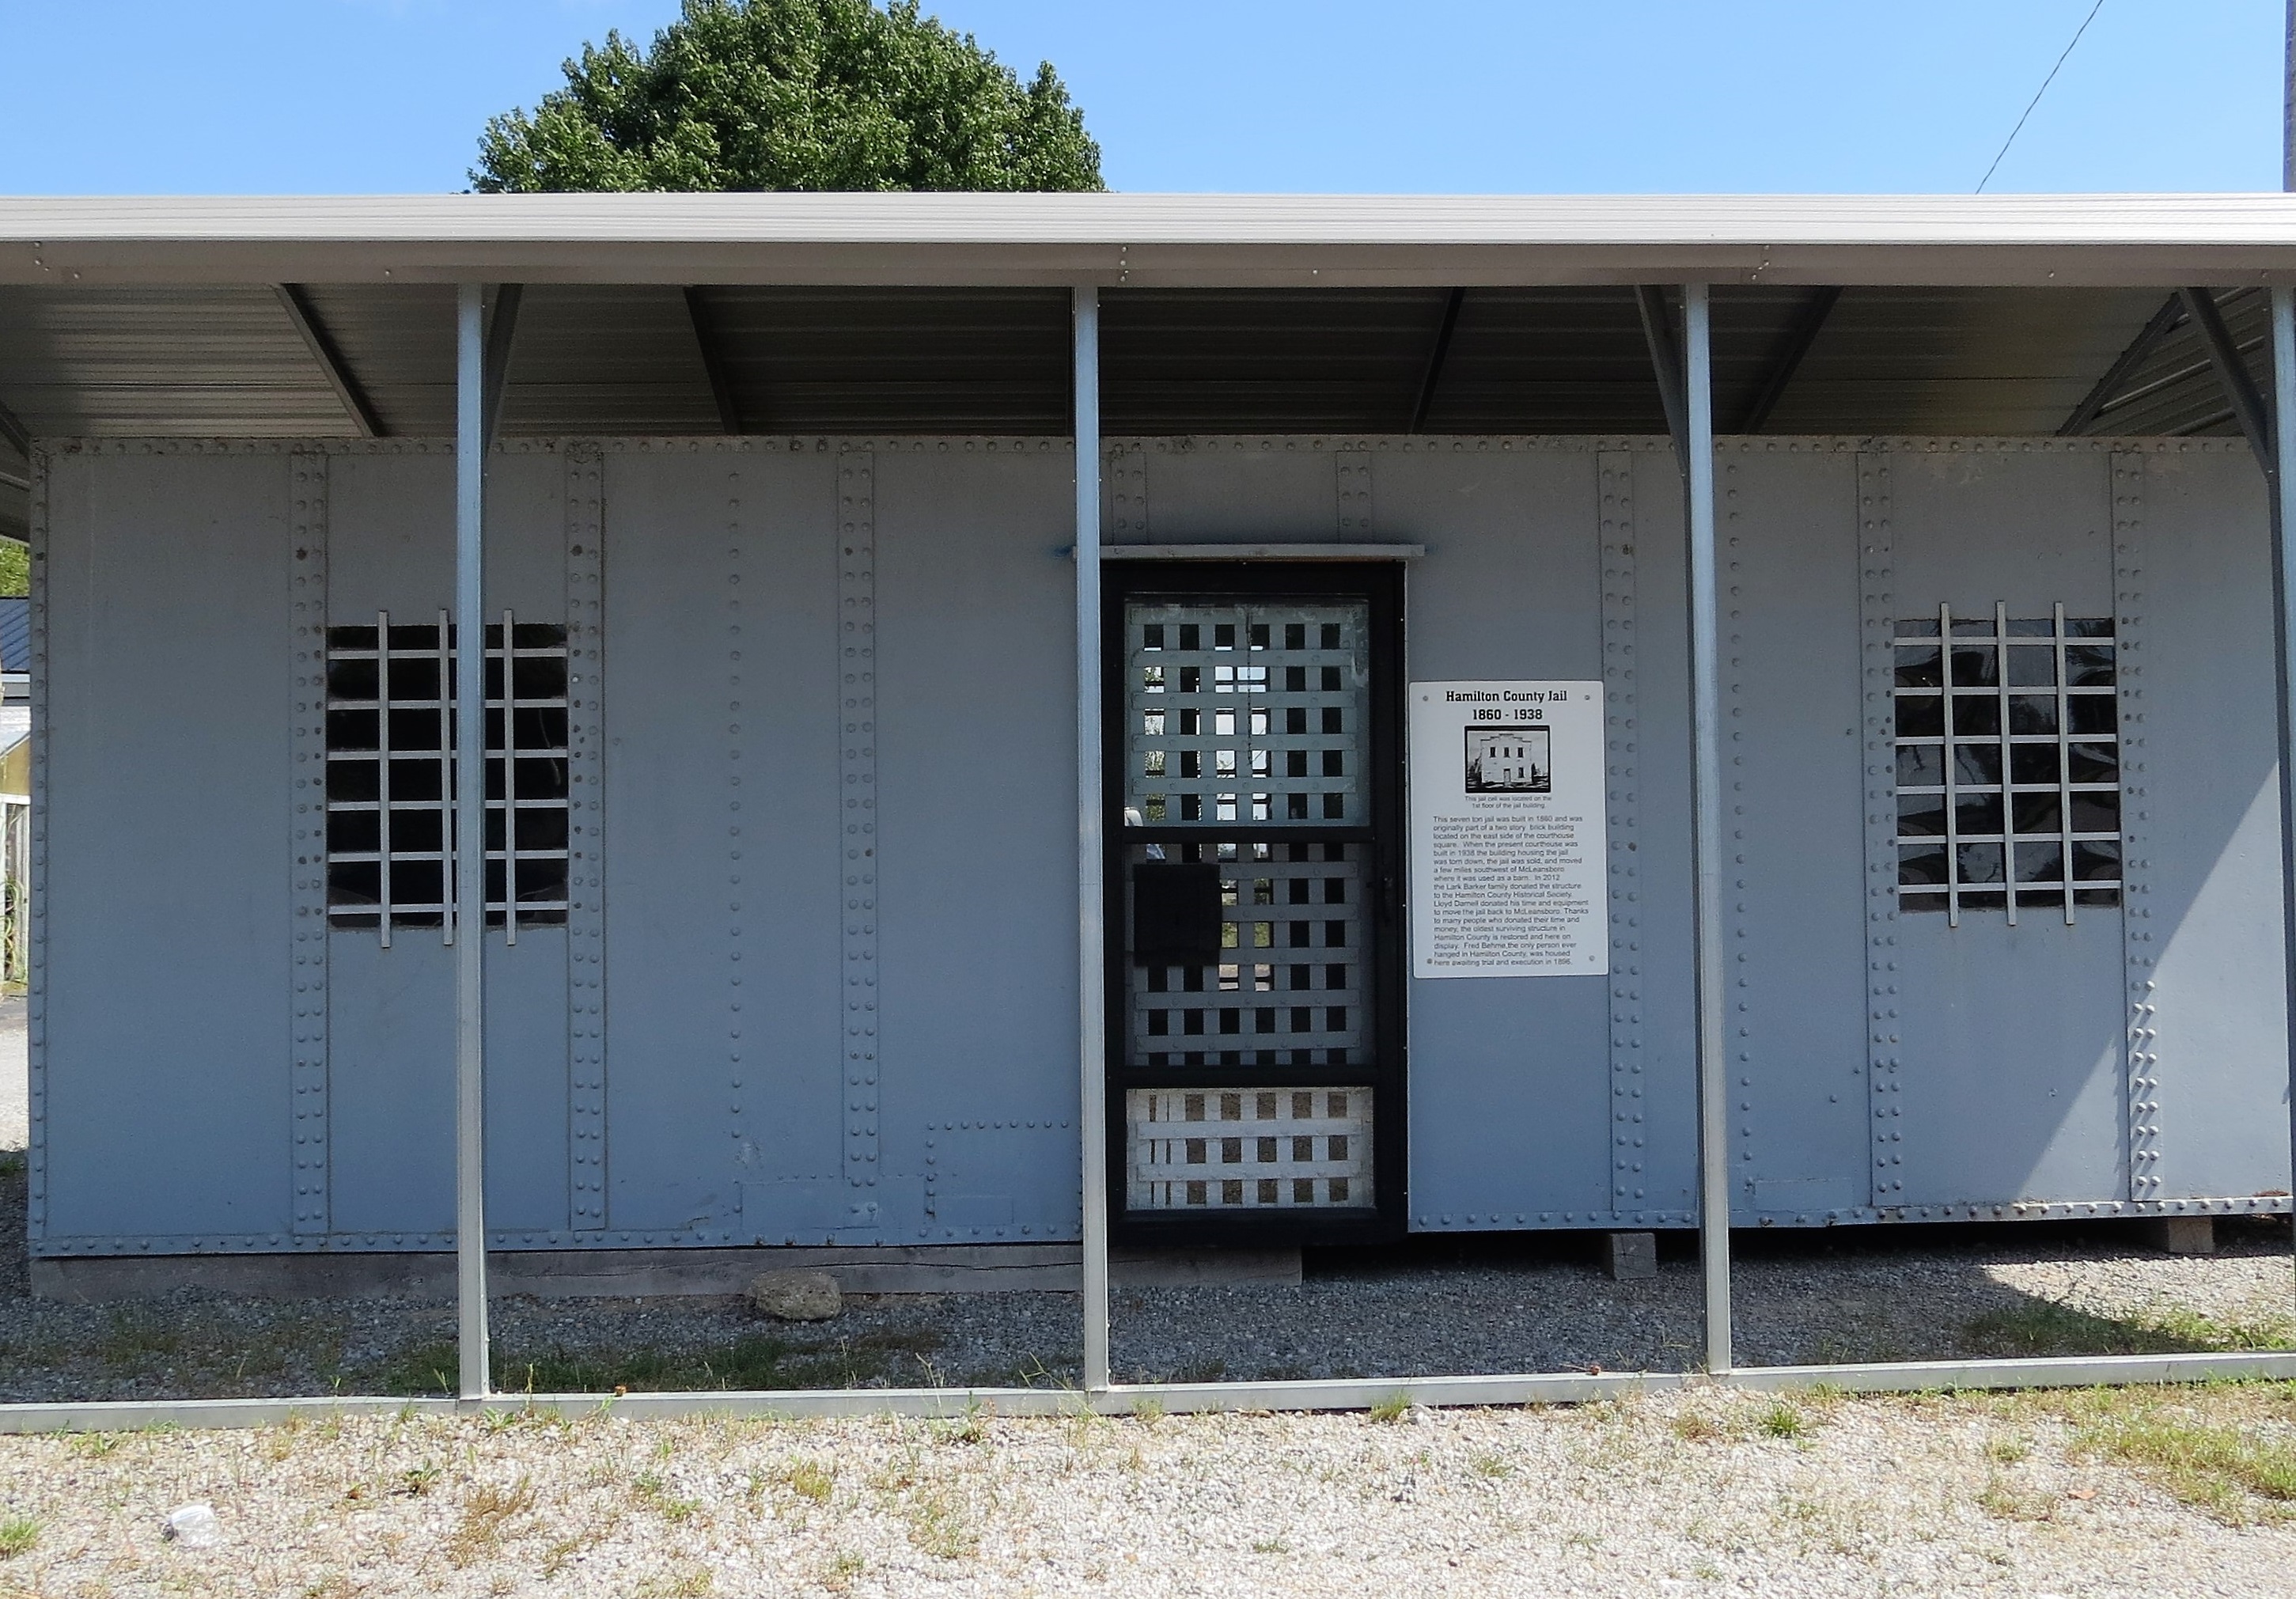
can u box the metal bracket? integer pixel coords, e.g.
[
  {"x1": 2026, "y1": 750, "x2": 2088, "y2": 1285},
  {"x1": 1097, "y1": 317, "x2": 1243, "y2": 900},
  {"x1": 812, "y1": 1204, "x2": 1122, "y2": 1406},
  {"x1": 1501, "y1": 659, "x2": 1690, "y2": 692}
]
[{"x1": 2179, "y1": 287, "x2": 2273, "y2": 479}]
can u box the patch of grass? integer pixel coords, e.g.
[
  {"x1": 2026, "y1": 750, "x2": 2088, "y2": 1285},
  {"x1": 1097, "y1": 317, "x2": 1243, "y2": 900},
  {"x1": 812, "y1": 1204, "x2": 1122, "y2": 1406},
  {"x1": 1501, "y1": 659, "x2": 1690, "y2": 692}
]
[
  {"x1": 1250, "y1": 1536, "x2": 1290, "y2": 1553},
  {"x1": 66, "y1": 1431, "x2": 123, "y2": 1459},
  {"x1": 1984, "y1": 1434, "x2": 2031, "y2": 1465},
  {"x1": 1669, "y1": 1410, "x2": 1726, "y2": 1443},
  {"x1": 397, "y1": 1462, "x2": 441, "y2": 1498},
  {"x1": 634, "y1": 1471, "x2": 703, "y2": 1523},
  {"x1": 1759, "y1": 1400, "x2": 1809, "y2": 1441},
  {"x1": 821, "y1": 1552, "x2": 867, "y2": 1593},
  {"x1": 930, "y1": 1399, "x2": 989, "y2": 1446},
  {"x1": 635, "y1": 1572, "x2": 714, "y2": 1599},
  {"x1": 366, "y1": 1327, "x2": 946, "y2": 1396},
  {"x1": 0, "y1": 1516, "x2": 37, "y2": 1558},
  {"x1": 783, "y1": 1459, "x2": 835, "y2": 1503},
  {"x1": 1130, "y1": 1395, "x2": 1166, "y2": 1426},
  {"x1": 907, "y1": 1484, "x2": 979, "y2": 1560},
  {"x1": 2071, "y1": 1400, "x2": 2296, "y2": 1525},
  {"x1": 1366, "y1": 1392, "x2": 1414, "y2": 1425},
  {"x1": 1468, "y1": 1449, "x2": 1513, "y2": 1479},
  {"x1": 1961, "y1": 1300, "x2": 2296, "y2": 1359},
  {"x1": 446, "y1": 1476, "x2": 537, "y2": 1568},
  {"x1": 1975, "y1": 1473, "x2": 2055, "y2": 1523}
]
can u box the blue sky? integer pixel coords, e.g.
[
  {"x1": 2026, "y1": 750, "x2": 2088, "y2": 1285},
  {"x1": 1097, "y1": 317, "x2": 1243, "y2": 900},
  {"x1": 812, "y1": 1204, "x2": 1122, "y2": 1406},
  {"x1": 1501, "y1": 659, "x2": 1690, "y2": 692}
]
[{"x1": 0, "y1": 0, "x2": 2284, "y2": 194}]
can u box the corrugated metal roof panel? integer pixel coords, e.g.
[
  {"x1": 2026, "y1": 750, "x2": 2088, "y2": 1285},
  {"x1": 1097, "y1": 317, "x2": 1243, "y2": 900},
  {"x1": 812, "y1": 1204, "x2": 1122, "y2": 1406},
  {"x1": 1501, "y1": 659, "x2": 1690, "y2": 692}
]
[{"x1": 0, "y1": 598, "x2": 25, "y2": 673}]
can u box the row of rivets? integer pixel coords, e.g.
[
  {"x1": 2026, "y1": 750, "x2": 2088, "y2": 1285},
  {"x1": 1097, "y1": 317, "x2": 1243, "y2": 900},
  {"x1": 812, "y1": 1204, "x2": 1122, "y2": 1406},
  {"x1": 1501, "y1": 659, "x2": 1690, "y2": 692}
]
[
  {"x1": 1857, "y1": 455, "x2": 1904, "y2": 1203},
  {"x1": 1108, "y1": 445, "x2": 1148, "y2": 543},
  {"x1": 289, "y1": 453, "x2": 332, "y2": 1234},
  {"x1": 2112, "y1": 454, "x2": 2161, "y2": 1196},
  {"x1": 1724, "y1": 460, "x2": 1756, "y2": 1213},
  {"x1": 838, "y1": 451, "x2": 881, "y2": 1214},
  {"x1": 566, "y1": 446, "x2": 609, "y2": 1230},
  {"x1": 1336, "y1": 452, "x2": 1373, "y2": 537},
  {"x1": 25, "y1": 446, "x2": 47, "y2": 1238},
  {"x1": 1600, "y1": 453, "x2": 1648, "y2": 1213}
]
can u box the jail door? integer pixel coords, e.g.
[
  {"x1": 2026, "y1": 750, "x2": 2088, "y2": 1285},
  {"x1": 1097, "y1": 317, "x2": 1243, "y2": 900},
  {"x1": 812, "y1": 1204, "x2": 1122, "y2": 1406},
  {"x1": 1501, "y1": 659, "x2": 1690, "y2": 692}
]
[{"x1": 1104, "y1": 564, "x2": 1405, "y2": 1244}]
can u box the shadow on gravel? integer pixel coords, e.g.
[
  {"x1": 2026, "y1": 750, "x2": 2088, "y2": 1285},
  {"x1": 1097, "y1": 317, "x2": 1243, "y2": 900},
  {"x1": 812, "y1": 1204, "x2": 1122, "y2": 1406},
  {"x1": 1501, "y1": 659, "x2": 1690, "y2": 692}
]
[{"x1": 0, "y1": 1138, "x2": 2286, "y2": 1398}]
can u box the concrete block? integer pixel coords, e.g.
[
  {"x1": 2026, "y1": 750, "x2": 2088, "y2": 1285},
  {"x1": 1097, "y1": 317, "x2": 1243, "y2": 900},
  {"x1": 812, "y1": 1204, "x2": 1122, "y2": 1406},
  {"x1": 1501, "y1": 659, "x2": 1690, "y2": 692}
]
[
  {"x1": 1605, "y1": 1231, "x2": 1658, "y2": 1281},
  {"x1": 2141, "y1": 1215, "x2": 2217, "y2": 1256}
]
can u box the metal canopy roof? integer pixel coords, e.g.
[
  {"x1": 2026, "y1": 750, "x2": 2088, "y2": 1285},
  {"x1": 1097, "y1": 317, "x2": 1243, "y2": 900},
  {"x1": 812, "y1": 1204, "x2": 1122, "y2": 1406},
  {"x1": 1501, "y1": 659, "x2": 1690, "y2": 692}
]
[
  {"x1": 1, "y1": 192, "x2": 2288, "y2": 540},
  {"x1": 7, "y1": 192, "x2": 2296, "y2": 287}
]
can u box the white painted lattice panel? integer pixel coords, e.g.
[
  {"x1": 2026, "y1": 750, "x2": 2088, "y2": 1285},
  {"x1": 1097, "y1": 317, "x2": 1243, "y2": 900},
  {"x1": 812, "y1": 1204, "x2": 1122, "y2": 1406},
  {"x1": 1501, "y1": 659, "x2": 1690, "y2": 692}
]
[{"x1": 1127, "y1": 1086, "x2": 1373, "y2": 1210}]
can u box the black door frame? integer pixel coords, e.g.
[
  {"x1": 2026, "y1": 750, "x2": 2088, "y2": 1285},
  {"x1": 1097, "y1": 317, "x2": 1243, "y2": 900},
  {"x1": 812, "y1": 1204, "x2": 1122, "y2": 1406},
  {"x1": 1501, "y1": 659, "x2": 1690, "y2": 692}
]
[{"x1": 1100, "y1": 559, "x2": 1408, "y2": 1247}]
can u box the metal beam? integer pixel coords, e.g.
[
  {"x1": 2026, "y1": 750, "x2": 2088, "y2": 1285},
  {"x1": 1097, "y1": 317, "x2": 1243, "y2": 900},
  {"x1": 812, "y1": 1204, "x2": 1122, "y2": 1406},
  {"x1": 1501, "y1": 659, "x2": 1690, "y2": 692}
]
[
  {"x1": 684, "y1": 287, "x2": 744, "y2": 435},
  {"x1": 1739, "y1": 286, "x2": 1841, "y2": 434},
  {"x1": 479, "y1": 284, "x2": 522, "y2": 451},
  {"x1": 1682, "y1": 282, "x2": 1730, "y2": 1377},
  {"x1": 454, "y1": 284, "x2": 491, "y2": 1404},
  {"x1": 273, "y1": 285, "x2": 384, "y2": 439},
  {"x1": 1408, "y1": 288, "x2": 1465, "y2": 434},
  {"x1": 1074, "y1": 286, "x2": 1109, "y2": 1396},
  {"x1": 2180, "y1": 287, "x2": 2273, "y2": 478},
  {"x1": 1636, "y1": 286, "x2": 1686, "y2": 458},
  {"x1": 2059, "y1": 293, "x2": 2185, "y2": 436},
  {"x1": 2273, "y1": 286, "x2": 2296, "y2": 1337}
]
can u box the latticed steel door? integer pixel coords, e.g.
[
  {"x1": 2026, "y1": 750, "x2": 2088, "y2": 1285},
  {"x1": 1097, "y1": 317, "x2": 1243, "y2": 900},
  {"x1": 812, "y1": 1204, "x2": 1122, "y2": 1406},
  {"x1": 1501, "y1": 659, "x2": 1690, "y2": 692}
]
[{"x1": 1104, "y1": 563, "x2": 1405, "y2": 1243}]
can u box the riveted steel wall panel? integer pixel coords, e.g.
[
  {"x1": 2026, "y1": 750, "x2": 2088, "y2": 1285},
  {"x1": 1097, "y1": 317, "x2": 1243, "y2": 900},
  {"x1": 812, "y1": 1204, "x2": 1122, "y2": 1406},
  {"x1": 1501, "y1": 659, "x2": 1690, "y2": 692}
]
[
  {"x1": 1388, "y1": 445, "x2": 1605, "y2": 1226},
  {"x1": 39, "y1": 447, "x2": 295, "y2": 1241},
  {"x1": 603, "y1": 444, "x2": 843, "y2": 1241},
  {"x1": 1884, "y1": 447, "x2": 2126, "y2": 1207},
  {"x1": 1716, "y1": 445, "x2": 1870, "y2": 1222},
  {"x1": 874, "y1": 441, "x2": 1081, "y2": 1242},
  {"x1": 1135, "y1": 439, "x2": 1359, "y2": 544},
  {"x1": 322, "y1": 447, "x2": 575, "y2": 1240},
  {"x1": 2118, "y1": 445, "x2": 2291, "y2": 1202}
]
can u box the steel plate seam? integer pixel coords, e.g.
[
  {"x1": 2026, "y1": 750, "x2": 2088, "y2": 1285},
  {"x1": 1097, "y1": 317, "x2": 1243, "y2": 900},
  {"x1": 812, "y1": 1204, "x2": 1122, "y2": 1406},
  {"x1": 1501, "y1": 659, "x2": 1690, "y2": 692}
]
[
  {"x1": 1601, "y1": 452, "x2": 1645, "y2": 1215},
  {"x1": 1336, "y1": 450, "x2": 1373, "y2": 539},
  {"x1": 726, "y1": 460, "x2": 750, "y2": 1233},
  {"x1": 2113, "y1": 454, "x2": 2158, "y2": 1203},
  {"x1": 566, "y1": 445, "x2": 607, "y2": 1232},
  {"x1": 289, "y1": 452, "x2": 330, "y2": 1237},
  {"x1": 836, "y1": 450, "x2": 882, "y2": 1219},
  {"x1": 1858, "y1": 454, "x2": 1901, "y2": 1209},
  {"x1": 25, "y1": 442, "x2": 46, "y2": 1245},
  {"x1": 1723, "y1": 454, "x2": 1753, "y2": 1223},
  {"x1": 1108, "y1": 443, "x2": 1146, "y2": 544}
]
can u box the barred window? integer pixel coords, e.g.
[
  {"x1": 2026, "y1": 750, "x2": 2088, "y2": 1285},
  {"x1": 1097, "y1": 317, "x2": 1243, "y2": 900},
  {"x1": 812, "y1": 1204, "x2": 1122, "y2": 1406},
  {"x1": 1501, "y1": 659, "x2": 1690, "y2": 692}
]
[
  {"x1": 1893, "y1": 603, "x2": 2120, "y2": 924},
  {"x1": 324, "y1": 613, "x2": 570, "y2": 940}
]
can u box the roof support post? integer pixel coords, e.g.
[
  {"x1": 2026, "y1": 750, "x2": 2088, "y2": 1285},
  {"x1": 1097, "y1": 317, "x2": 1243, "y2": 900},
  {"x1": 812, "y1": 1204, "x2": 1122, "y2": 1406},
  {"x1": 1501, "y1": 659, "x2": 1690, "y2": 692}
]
[
  {"x1": 454, "y1": 283, "x2": 491, "y2": 1405},
  {"x1": 684, "y1": 287, "x2": 744, "y2": 435},
  {"x1": 480, "y1": 285, "x2": 523, "y2": 452},
  {"x1": 1636, "y1": 286, "x2": 1688, "y2": 464},
  {"x1": 2059, "y1": 293, "x2": 2184, "y2": 436},
  {"x1": 1408, "y1": 288, "x2": 1465, "y2": 434},
  {"x1": 1740, "y1": 286, "x2": 1841, "y2": 434},
  {"x1": 274, "y1": 286, "x2": 384, "y2": 439},
  {"x1": 2180, "y1": 288, "x2": 2274, "y2": 479},
  {"x1": 1073, "y1": 286, "x2": 1109, "y2": 1396},
  {"x1": 1682, "y1": 282, "x2": 1731, "y2": 1377},
  {"x1": 2271, "y1": 286, "x2": 2296, "y2": 1330}
]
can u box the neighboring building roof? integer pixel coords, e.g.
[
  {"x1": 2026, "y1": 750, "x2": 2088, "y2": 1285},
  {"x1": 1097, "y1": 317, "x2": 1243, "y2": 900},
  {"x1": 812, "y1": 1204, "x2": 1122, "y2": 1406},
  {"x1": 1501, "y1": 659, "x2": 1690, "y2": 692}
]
[{"x1": 0, "y1": 599, "x2": 24, "y2": 674}]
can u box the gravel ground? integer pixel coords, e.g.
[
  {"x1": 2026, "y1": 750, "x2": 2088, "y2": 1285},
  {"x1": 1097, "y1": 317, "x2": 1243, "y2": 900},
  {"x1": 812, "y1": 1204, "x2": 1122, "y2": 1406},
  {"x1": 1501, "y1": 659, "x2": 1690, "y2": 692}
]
[
  {"x1": 0, "y1": 1384, "x2": 2293, "y2": 1595},
  {"x1": 0, "y1": 995, "x2": 2285, "y2": 1400}
]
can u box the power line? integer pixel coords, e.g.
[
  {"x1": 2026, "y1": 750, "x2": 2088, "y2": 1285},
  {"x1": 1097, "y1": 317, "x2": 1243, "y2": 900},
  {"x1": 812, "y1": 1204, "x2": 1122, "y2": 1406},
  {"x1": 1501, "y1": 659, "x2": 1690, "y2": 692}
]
[{"x1": 1976, "y1": 0, "x2": 2108, "y2": 194}]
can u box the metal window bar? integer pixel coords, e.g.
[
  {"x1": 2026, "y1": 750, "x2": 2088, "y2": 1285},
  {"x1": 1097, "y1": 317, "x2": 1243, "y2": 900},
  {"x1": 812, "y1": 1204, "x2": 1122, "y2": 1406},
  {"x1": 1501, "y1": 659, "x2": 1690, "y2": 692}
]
[
  {"x1": 1995, "y1": 602, "x2": 2016, "y2": 928},
  {"x1": 377, "y1": 609, "x2": 393, "y2": 948},
  {"x1": 501, "y1": 608, "x2": 516, "y2": 946},
  {"x1": 439, "y1": 608, "x2": 455, "y2": 947},
  {"x1": 1942, "y1": 602, "x2": 1961, "y2": 928},
  {"x1": 2056, "y1": 601, "x2": 2078, "y2": 926}
]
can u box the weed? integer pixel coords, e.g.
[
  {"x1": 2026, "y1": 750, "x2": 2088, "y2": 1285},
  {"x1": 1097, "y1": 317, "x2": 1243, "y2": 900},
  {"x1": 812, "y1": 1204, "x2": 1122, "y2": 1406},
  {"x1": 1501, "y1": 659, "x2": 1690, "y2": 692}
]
[
  {"x1": 2072, "y1": 1400, "x2": 2296, "y2": 1524},
  {"x1": 66, "y1": 1431, "x2": 123, "y2": 1459},
  {"x1": 1131, "y1": 1395, "x2": 1167, "y2": 1426},
  {"x1": 932, "y1": 1398, "x2": 989, "y2": 1446},
  {"x1": 1976, "y1": 1473, "x2": 2054, "y2": 1522},
  {"x1": 1669, "y1": 1411, "x2": 1726, "y2": 1443},
  {"x1": 397, "y1": 1462, "x2": 442, "y2": 1498},
  {"x1": 446, "y1": 1476, "x2": 537, "y2": 1567},
  {"x1": 1251, "y1": 1536, "x2": 1290, "y2": 1553},
  {"x1": 0, "y1": 1516, "x2": 36, "y2": 1558},
  {"x1": 1759, "y1": 1400, "x2": 1809, "y2": 1441},
  {"x1": 1468, "y1": 1449, "x2": 1514, "y2": 1479},
  {"x1": 908, "y1": 1484, "x2": 979, "y2": 1559},
  {"x1": 784, "y1": 1459, "x2": 835, "y2": 1503},
  {"x1": 1984, "y1": 1434, "x2": 2031, "y2": 1465},
  {"x1": 821, "y1": 1552, "x2": 867, "y2": 1593},
  {"x1": 1367, "y1": 1392, "x2": 1414, "y2": 1425},
  {"x1": 635, "y1": 1571, "x2": 714, "y2": 1597}
]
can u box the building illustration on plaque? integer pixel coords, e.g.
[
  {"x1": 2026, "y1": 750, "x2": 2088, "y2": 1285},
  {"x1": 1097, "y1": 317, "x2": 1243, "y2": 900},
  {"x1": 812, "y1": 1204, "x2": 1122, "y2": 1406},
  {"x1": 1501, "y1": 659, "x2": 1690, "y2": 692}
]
[{"x1": 1465, "y1": 726, "x2": 1550, "y2": 794}]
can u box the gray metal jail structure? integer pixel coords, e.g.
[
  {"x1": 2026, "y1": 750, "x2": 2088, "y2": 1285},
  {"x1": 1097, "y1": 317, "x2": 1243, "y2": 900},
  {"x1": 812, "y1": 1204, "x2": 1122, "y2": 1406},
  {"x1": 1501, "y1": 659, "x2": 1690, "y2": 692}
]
[{"x1": 4, "y1": 195, "x2": 2296, "y2": 1408}]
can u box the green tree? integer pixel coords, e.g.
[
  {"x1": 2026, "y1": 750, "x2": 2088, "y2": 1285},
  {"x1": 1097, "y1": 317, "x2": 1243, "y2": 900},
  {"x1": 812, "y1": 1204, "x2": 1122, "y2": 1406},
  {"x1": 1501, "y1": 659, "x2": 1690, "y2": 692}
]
[{"x1": 473, "y1": 0, "x2": 1101, "y2": 193}]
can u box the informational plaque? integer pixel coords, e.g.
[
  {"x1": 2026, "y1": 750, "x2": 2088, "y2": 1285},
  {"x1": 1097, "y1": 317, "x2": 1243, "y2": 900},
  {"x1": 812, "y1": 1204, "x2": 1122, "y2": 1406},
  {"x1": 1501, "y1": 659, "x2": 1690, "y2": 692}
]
[{"x1": 1409, "y1": 680, "x2": 1608, "y2": 978}]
